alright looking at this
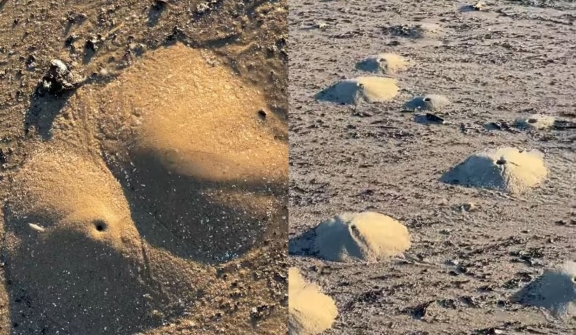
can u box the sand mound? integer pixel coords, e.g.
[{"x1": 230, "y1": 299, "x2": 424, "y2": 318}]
[
  {"x1": 316, "y1": 77, "x2": 399, "y2": 105},
  {"x1": 403, "y1": 94, "x2": 450, "y2": 111},
  {"x1": 441, "y1": 147, "x2": 548, "y2": 193},
  {"x1": 55, "y1": 42, "x2": 288, "y2": 263},
  {"x1": 289, "y1": 267, "x2": 338, "y2": 335},
  {"x1": 515, "y1": 114, "x2": 555, "y2": 130},
  {"x1": 3, "y1": 148, "x2": 200, "y2": 334},
  {"x1": 313, "y1": 212, "x2": 411, "y2": 262},
  {"x1": 356, "y1": 53, "x2": 410, "y2": 74},
  {"x1": 513, "y1": 261, "x2": 576, "y2": 318}
]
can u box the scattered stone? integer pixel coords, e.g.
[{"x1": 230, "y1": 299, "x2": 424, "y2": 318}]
[
  {"x1": 441, "y1": 147, "x2": 548, "y2": 194},
  {"x1": 313, "y1": 212, "x2": 411, "y2": 262},
  {"x1": 425, "y1": 113, "x2": 445, "y2": 124},
  {"x1": 403, "y1": 94, "x2": 450, "y2": 112},
  {"x1": 355, "y1": 53, "x2": 410, "y2": 74},
  {"x1": 384, "y1": 23, "x2": 443, "y2": 39},
  {"x1": 513, "y1": 261, "x2": 576, "y2": 319},
  {"x1": 37, "y1": 59, "x2": 85, "y2": 95},
  {"x1": 316, "y1": 77, "x2": 399, "y2": 105},
  {"x1": 315, "y1": 21, "x2": 328, "y2": 29}
]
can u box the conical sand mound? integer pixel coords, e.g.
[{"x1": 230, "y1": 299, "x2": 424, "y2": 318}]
[
  {"x1": 4, "y1": 148, "x2": 200, "y2": 334},
  {"x1": 356, "y1": 53, "x2": 410, "y2": 74},
  {"x1": 441, "y1": 147, "x2": 548, "y2": 194},
  {"x1": 58, "y1": 42, "x2": 288, "y2": 263},
  {"x1": 316, "y1": 77, "x2": 399, "y2": 105},
  {"x1": 289, "y1": 267, "x2": 338, "y2": 335},
  {"x1": 313, "y1": 212, "x2": 411, "y2": 262},
  {"x1": 515, "y1": 114, "x2": 555, "y2": 130},
  {"x1": 513, "y1": 261, "x2": 576, "y2": 318},
  {"x1": 403, "y1": 94, "x2": 450, "y2": 111}
]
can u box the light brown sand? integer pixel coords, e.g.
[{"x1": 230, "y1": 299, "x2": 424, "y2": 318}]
[
  {"x1": 356, "y1": 53, "x2": 411, "y2": 75},
  {"x1": 53, "y1": 42, "x2": 288, "y2": 264},
  {"x1": 314, "y1": 212, "x2": 411, "y2": 262},
  {"x1": 289, "y1": 267, "x2": 338, "y2": 335},
  {"x1": 3, "y1": 148, "x2": 205, "y2": 334},
  {"x1": 442, "y1": 147, "x2": 548, "y2": 194},
  {"x1": 515, "y1": 114, "x2": 556, "y2": 130},
  {"x1": 1, "y1": 42, "x2": 288, "y2": 334},
  {"x1": 317, "y1": 77, "x2": 399, "y2": 105}
]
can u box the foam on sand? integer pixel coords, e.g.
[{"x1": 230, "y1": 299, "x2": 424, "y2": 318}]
[
  {"x1": 513, "y1": 261, "x2": 576, "y2": 319},
  {"x1": 441, "y1": 147, "x2": 548, "y2": 194},
  {"x1": 313, "y1": 212, "x2": 411, "y2": 262},
  {"x1": 289, "y1": 267, "x2": 338, "y2": 335},
  {"x1": 356, "y1": 53, "x2": 410, "y2": 74},
  {"x1": 316, "y1": 77, "x2": 399, "y2": 105},
  {"x1": 403, "y1": 94, "x2": 450, "y2": 111}
]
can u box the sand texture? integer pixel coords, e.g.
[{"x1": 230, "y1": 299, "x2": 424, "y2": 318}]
[
  {"x1": 313, "y1": 212, "x2": 411, "y2": 262},
  {"x1": 513, "y1": 261, "x2": 576, "y2": 319},
  {"x1": 316, "y1": 77, "x2": 399, "y2": 105},
  {"x1": 0, "y1": 0, "x2": 288, "y2": 333},
  {"x1": 355, "y1": 53, "x2": 410, "y2": 75},
  {"x1": 289, "y1": 267, "x2": 338, "y2": 335},
  {"x1": 441, "y1": 147, "x2": 548, "y2": 194},
  {"x1": 289, "y1": 0, "x2": 576, "y2": 333}
]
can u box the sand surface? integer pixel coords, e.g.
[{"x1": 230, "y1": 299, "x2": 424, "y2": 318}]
[
  {"x1": 0, "y1": 0, "x2": 287, "y2": 334},
  {"x1": 289, "y1": 0, "x2": 576, "y2": 334}
]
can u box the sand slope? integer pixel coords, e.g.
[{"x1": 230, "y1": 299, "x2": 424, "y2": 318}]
[
  {"x1": 57, "y1": 43, "x2": 288, "y2": 264},
  {"x1": 289, "y1": 267, "x2": 338, "y2": 335},
  {"x1": 441, "y1": 147, "x2": 548, "y2": 194},
  {"x1": 314, "y1": 212, "x2": 411, "y2": 262},
  {"x1": 4, "y1": 148, "x2": 202, "y2": 334}
]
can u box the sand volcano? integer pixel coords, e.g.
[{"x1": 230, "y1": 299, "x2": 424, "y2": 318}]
[
  {"x1": 57, "y1": 42, "x2": 288, "y2": 263},
  {"x1": 513, "y1": 261, "x2": 576, "y2": 319},
  {"x1": 441, "y1": 147, "x2": 548, "y2": 194},
  {"x1": 316, "y1": 77, "x2": 399, "y2": 105},
  {"x1": 515, "y1": 114, "x2": 556, "y2": 130},
  {"x1": 289, "y1": 267, "x2": 338, "y2": 335},
  {"x1": 313, "y1": 212, "x2": 411, "y2": 262},
  {"x1": 403, "y1": 94, "x2": 450, "y2": 111},
  {"x1": 355, "y1": 53, "x2": 410, "y2": 75},
  {"x1": 3, "y1": 148, "x2": 201, "y2": 334}
]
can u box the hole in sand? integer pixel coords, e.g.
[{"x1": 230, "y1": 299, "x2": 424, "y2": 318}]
[
  {"x1": 496, "y1": 158, "x2": 506, "y2": 165},
  {"x1": 257, "y1": 109, "x2": 267, "y2": 120},
  {"x1": 94, "y1": 220, "x2": 107, "y2": 232},
  {"x1": 424, "y1": 97, "x2": 431, "y2": 102}
]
